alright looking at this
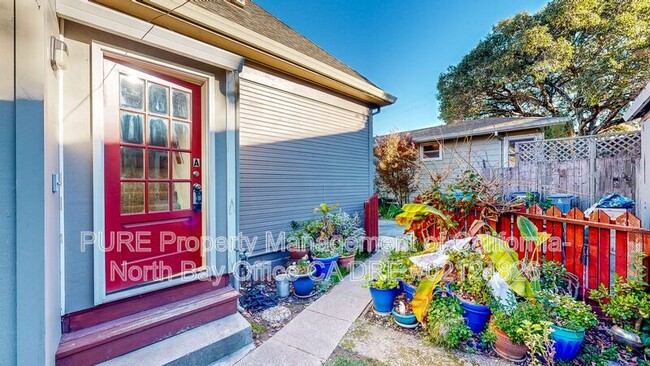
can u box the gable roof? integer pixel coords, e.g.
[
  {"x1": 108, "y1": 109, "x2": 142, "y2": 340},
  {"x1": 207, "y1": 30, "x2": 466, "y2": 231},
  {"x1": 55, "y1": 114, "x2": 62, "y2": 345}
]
[
  {"x1": 409, "y1": 117, "x2": 569, "y2": 143},
  {"x1": 191, "y1": 0, "x2": 370, "y2": 84},
  {"x1": 92, "y1": 0, "x2": 395, "y2": 106},
  {"x1": 624, "y1": 81, "x2": 650, "y2": 121}
]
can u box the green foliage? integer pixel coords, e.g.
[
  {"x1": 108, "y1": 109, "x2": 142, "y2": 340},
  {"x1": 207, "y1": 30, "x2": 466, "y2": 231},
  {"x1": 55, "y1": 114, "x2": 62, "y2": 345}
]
[
  {"x1": 373, "y1": 132, "x2": 420, "y2": 207},
  {"x1": 365, "y1": 272, "x2": 399, "y2": 290},
  {"x1": 492, "y1": 300, "x2": 546, "y2": 345},
  {"x1": 577, "y1": 344, "x2": 619, "y2": 365},
  {"x1": 426, "y1": 293, "x2": 473, "y2": 349},
  {"x1": 479, "y1": 328, "x2": 497, "y2": 348},
  {"x1": 517, "y1": 320, "x2": 556, "y2": 366},
  {"x1": 539, "y1": 259, "x2": 573, "y2": 295},
  {"x1": 436, "y1": 0, "x2": 650, "y2": 135},
  {"x1": 538, "y1": 291, "x2": 598, "y2": 331},
  {"x1": 411, "y1": 270, "x2": 445, "y2": 323},
  {"x1": 448, "y1": 250, "x2": 492, "y2": 305},
  {"x1": 378, "y1": 202, "x2": 402, "y2": 219},
  {"x1": 478, "y1": 234, "x2": 535, "y2": 298},
  {"x1": 590, "y1": 274, "x2": 650, "y2": 332},
  {"x1": 288, "y1": 258, "x2": 313, "y2": 275}
]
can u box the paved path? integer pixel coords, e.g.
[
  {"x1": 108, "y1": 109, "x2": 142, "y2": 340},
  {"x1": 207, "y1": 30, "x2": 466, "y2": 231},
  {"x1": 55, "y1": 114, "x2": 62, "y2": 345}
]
[{"x1": 234, "y1": 250, "x2": 383, "y2": 365}]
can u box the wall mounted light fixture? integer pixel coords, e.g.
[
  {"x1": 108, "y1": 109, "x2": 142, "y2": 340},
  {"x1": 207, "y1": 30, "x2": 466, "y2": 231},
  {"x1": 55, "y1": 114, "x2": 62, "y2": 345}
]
[{"x1": 50, "y1": 36, "x2": 69, "y2": 71}]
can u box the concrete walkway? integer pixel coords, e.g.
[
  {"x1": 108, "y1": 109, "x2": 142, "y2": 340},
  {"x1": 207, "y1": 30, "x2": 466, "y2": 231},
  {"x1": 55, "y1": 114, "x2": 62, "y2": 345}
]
[{"x1": 234, "y1": 251, "x2": 383, "y2": 365}]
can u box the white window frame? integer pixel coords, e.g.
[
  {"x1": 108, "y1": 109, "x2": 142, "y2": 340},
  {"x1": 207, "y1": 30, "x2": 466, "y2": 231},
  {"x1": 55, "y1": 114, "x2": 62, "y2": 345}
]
[
  {"x1": 502, "y1": 133, "x2": 543, "y2": 167},
  {"x1": 420, "y1": 141, "x2": 443, "y2": 161}
]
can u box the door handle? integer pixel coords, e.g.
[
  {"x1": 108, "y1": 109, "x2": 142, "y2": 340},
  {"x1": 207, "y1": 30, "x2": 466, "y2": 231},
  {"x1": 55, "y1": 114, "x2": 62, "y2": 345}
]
[{"x1": 193, "y1": 183, "x2": 202, "y2": 212}]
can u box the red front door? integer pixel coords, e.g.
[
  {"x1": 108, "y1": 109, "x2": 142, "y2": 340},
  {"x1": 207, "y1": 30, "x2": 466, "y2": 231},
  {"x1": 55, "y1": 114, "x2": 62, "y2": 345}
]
[{"x1": 103, "y1": 57, "x2": 204, "y2": 293}]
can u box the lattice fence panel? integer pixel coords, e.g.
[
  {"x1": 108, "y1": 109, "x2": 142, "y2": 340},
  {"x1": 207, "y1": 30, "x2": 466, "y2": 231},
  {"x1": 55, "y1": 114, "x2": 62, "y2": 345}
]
[{"x1": 517, "y1": 131, "x2": 641, "y2": 163}]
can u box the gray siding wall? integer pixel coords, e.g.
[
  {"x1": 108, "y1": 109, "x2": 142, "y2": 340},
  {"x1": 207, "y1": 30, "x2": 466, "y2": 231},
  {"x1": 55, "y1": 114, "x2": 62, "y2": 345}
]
[
  {"x1": 417, "y1": 130, "x2": 542, "y2": 192},
  {"x1": 239, "y1": 65, "x2": 372, "y2": 258}
]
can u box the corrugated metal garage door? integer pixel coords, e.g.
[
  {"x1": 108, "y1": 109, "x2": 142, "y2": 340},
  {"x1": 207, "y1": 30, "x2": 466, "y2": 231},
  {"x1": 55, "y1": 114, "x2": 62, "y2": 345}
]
[{"x1": 239, "y1": 70, "x2": 371, "y2": 258}]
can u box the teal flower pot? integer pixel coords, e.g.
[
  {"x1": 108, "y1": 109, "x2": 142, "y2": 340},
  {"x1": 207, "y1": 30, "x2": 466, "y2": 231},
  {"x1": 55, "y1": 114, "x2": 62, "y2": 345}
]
[{"x1": 551, "y1": 325, "x2": 585, "y2": 361}]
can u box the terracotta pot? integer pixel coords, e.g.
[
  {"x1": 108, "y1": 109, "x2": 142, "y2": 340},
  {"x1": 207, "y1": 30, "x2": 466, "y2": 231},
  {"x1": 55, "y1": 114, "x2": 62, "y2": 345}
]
[
  {"x1": 338, "y1": 253, "x2": 356, "y2": 270},
  {"x1": 288, "y1": 246, "x2": 308, "y2": 260},
  {"x1": 493, "y1": 328, "x2": 528, "y2": 362}
]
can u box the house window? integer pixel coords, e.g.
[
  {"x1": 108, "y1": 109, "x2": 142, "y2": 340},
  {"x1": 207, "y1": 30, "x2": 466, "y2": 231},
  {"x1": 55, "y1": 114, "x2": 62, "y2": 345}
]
[
  {"x1": 504, "y1": 135, "x2": 537, "y2": 167},
  {"x1": 421, "y1": 142, "x2": 442, "y2": 160}
]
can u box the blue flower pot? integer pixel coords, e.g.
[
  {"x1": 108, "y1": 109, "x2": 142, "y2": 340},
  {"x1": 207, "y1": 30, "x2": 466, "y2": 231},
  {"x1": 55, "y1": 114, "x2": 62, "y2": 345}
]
[
  {"x1": 313, "y1": 255, "x2": 339, "y2": 279},
  {"x1": 369, "y1": 285, "x2": 400, "y2": 313},
  {"x1": 458, "y1": 297, "x2": 491, "y2": 333},
  {"x1": 399, "y1": 280, "x2": 416, "y2": 301},
  {"x1": 551, "y1": 325, "x2": 585, "y2": 361},
  {"x1": 392, "y1": 309, "x2": 417, "y2": 325},
  {"x1": 291, "y1": 270, "x2": 316, "y2": 296}
]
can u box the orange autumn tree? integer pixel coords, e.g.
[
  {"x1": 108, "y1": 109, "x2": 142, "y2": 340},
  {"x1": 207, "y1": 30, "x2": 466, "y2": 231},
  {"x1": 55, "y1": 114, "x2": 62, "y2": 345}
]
[{"x1": 374, "y1": 132, "x2": 419, "y2": 207}]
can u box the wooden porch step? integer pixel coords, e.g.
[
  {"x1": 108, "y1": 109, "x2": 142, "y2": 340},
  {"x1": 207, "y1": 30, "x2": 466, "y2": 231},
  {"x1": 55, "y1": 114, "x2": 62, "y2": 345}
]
[
  {"x1": 63, "y1": 275, "x2": 230, "y2": 332},
  {"x1": 55, "y1": 285, "x2": 239, "y2": 366}
]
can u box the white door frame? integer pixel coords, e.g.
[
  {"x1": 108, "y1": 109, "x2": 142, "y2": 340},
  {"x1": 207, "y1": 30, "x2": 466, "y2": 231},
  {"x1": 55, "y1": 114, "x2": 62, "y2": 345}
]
[{"x1": 91, "y1": 42, "x2": 225, "y2": 304}]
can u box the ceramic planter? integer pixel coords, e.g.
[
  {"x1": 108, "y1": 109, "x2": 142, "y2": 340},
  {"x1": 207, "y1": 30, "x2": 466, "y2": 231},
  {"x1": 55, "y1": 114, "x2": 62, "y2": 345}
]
[
  {"x1": 290, "y1": 269, "x2": 316, "y2": 296},
  {"x1": 457, "y1": 297, "x2": 491, "y2": 333},
  {"x1": 611, "y1": 325, "x2": 643, "y2": 349},
  {"x1": 312, "y1": 255, "x2": 339, "y2": 278},
  {"x1": 337, "y1": 253, "x2": 356, "y2": 270},
  {"x1": 392, "y1": 308, "x2": 417, "y2": 328},
  {"x1": 288, "y1": 246, "x2": 309, "y2": 260},
  {"x1": 551, "y1": 325, "x2": 585, "y2": 361},
  {"x1": 493, "y1": 328, "x2": 528, "y2": 362},
  {"x1": 369, "y1": 285, "x2": 400, "y2": 314},
  {"x1": 399, "y1": 280, "x2": 416, "y2": 302}
]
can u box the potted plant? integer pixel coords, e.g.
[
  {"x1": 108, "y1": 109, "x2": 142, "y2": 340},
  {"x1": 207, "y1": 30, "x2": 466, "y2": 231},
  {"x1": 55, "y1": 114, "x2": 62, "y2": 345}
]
[
  {"x1": 392, "y1": 295, "x2": 417, "y2": 328},
  {"x1": 311, "y1": 242, "x2": 339, "y2": 279},
  {"x1": 590, "y1": 260, "x2": 650, "y2": 349},
  {"x1": 490, "y1": 300, "x2": 545, "y2": 362},
  {"x1": 287, "y1": 257, "x2": 316, "y2": 297},
  {"x1": 538, "y1": 291, "x2": 597, "y2": 360},
  {"x1": 365, "y1": 272, "x2": 400, "y2": 315},
  {"x1": 449, "y1": 249, "x2": 492, "y2": 333},
  {"x1": 334, "y1": 237, "x2": 357, "y2": 271},
  {"x1": 287, "y1": 221, "x2": 311, "y2": 260},
  {"x1": 425, "y1": 289, "x2": 473, "y2": 349}
]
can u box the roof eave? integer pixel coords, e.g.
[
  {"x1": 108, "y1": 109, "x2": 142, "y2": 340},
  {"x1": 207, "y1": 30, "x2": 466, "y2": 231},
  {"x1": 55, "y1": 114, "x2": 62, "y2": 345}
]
[
  {"x1": 412, "y1": 117, "x2": 570, "y2": 143},
  {"x1": 91, "y1": 0, "x2": 396, "y2": 107}
]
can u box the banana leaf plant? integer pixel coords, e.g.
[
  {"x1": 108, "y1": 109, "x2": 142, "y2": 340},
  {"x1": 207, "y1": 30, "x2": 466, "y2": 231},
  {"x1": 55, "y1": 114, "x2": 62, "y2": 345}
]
[
  {"x1": 395, "y1": 204, "x2": 453, "y2": 244},
  {"x1": 411, "y1": 269, "x2": 445, "y2": 323}
]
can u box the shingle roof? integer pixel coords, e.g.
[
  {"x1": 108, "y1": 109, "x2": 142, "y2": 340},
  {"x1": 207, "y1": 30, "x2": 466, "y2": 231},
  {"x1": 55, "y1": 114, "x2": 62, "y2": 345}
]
[
  {"x1": 409, "y1": 117, "x2": 569, "y2": 142},
  {"x1": 190, "y1": 0, "x2": 375, "y2": 86}
]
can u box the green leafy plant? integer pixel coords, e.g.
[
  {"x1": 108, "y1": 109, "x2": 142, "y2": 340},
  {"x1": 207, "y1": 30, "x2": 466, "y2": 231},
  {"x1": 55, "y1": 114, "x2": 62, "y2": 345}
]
[
  {"x1": 448, "y1": 249, "x2": 492, "y2": 305},
  {"x1": 364, "y1": 272, "x2": 399, "y2": 290},
  {"x1": 590, "y1": 274, "x2": 650, "y2": 333},
  {"x1": 538, "y1": 291, "x2": 598, "y2": 331},
  {"x1": 517, "y1": 320, "x2": 556, "y2": 366},
  {"x1": 478, "y1": 234, "x2": 534, "y2": 298},
  {"x1": 378, "y1": 202, "x2": 403, "y2": 219},
  {"x1": 480, "y1": 328, "x2": 497, "y2": 348},
  {"x1": 395, "y1": 203, "x2": 452, "y2": 231},
  {"x1": 288, "y1": 257, "x2": 313, "y2": 276},
  {"x1": 491, "y1": 300, "x2": 546, "y2": 345},
  {"x1": 426, "y1": 292, "x2": 473, "y2": 349},
  {"x1": 411, "y1": 270, "x2": 444, "y2": 322}
]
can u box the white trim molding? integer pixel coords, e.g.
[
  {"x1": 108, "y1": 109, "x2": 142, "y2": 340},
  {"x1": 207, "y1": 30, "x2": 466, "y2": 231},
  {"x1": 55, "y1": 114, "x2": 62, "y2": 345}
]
[
  {"x1": 57, "y1": 0, "x2": 244, "y2": 72},
  {"x1": 90, "y1": 42, "x2": 221, "y2": 304}
]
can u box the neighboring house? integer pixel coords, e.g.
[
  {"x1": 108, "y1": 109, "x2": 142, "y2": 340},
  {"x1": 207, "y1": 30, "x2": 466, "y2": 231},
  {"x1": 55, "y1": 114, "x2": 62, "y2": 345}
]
[
  {"x1": 406, "y1": 116, "x2": 568, "y2": 188},
  {"x1": 624, "y1": 81, "x2": 650, "y2": 227},
  {"x1": 1, "y1": 1, "x2": 394, "y2": 365}
]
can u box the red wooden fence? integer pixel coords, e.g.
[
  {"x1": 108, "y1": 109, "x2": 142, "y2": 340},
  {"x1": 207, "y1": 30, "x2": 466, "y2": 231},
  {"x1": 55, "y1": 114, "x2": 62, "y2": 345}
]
[
  {"x1": 364, "y1": 195, "x2": 379, "y2": 252},
  {"x1": 416, "y1": 204, "x2": 650, "y2": 298}
]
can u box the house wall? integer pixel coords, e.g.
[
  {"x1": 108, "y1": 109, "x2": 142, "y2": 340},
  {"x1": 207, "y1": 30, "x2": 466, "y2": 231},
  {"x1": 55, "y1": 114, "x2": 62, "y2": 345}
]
[
  {"x1": 0, "y1": 2, "x2": 16, "y2": 364},
  {"x1": 0, "y1": 1, "x2": 63, "y2": 365},
  {"x1": 238, "y1": 64, "x2": 372, "y2": 260},
  {"x1": 639, "y1": 116, "x2": 650, "y2": 227},
  {"x1": 416, "y1": 130, "x2": 542, "y2": 194},
  {"x1": 61, "y1": 21, "x2": 231, "y2": 313}
]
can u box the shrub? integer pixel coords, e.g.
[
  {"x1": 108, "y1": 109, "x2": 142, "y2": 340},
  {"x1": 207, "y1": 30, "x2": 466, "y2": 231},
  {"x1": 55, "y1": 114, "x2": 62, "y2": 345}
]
[
  {"x1": 374, "y1": 132, "x2": 419, "y2": 207},
  {"x1": 426, "y1": 292, "x2": 472, "y2": 349}
]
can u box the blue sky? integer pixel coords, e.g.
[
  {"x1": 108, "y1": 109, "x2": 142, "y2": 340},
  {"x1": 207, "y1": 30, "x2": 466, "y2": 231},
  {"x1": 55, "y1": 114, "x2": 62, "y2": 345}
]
[{"x1": 255, "y1": 0, "x2": 549, "y2": 136}]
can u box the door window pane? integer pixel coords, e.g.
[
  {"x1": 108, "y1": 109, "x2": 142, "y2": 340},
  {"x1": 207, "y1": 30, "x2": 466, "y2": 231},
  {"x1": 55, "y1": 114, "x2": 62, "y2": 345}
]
[
  {"x1": 120, "y1": 147, "x2": 144, "y2": 178},
  {"x1": 148, "y1": 83, "x2": 169, "y2": 115},
  {"x1": 148, "y1": 182, "x2": 169, "y2": 212},
  {"x1": 172, "y1": 90, "x2": 191, "y2": 119},
  {"x1": 121, "y1": 182, "x2": 145, "y2": 214},
  {"x1": 148, "y1": 118, "x2": 169, "y2": 147},
  {"x1": 120, "y1": 75, "x2": 144, "y2": 110},
  {"x1": 148, "y1": 149, "x2": 169, "y2": 179},
  {"x1": 173, "y1": 182, "x2": 191, "y2": 210},
  {"x1": 120, "y1": 112, "x2": 144, "y2": 144},
  {"x1": 172, "y1": 121, "x2": 191, "y2": 150},
  {"x1": 172, "y1": 152, "x2": 191, "y2": 179}
]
